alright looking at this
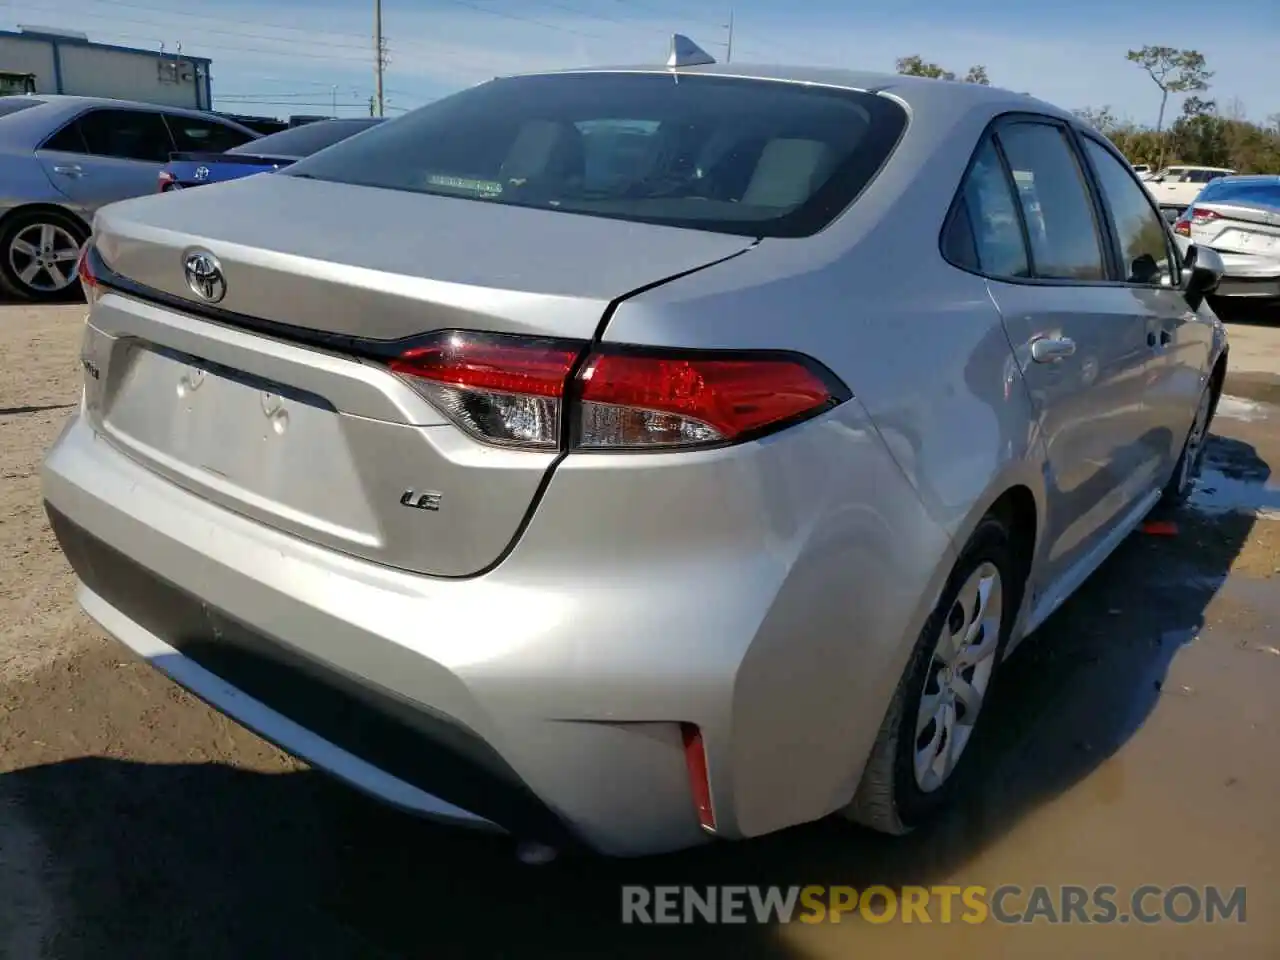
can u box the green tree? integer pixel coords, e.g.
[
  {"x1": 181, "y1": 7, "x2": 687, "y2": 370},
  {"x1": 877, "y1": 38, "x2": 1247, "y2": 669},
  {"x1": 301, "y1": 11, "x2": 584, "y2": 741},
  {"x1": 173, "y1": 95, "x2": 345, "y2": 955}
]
[
  {"x1": 1181, "y1": 95, "x2": 1217, "y2": 119},
  {"x1": 895, "y1": 55, "x2": 991, "y2": 85},
  {"x1": 1125, "y1": 46, "x2": 1213, "y2": 138},
  {"x1": 895, "y1": 55, "x2": 954, "y2": 80}
]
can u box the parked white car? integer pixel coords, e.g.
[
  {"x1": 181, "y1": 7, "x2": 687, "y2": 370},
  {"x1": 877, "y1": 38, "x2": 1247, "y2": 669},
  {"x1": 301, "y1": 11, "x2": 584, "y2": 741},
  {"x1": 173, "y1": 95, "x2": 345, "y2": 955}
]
[
  {"x1": 1173, "y1": 174, "x2": 1280, "y2": 302},
  {"x1": 1132, "y1": 163, "x2": 1152, "y2": 179},
  {"x1": 1145, "y1": 165, "x2": 1236, "y2": 214}
]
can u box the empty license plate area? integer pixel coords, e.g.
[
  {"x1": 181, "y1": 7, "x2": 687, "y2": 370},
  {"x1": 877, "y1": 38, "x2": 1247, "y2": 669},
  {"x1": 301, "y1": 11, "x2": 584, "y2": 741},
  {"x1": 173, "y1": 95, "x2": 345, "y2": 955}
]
[{"x1": 102, "y1": 342, "x2": 382, "y2": 545}]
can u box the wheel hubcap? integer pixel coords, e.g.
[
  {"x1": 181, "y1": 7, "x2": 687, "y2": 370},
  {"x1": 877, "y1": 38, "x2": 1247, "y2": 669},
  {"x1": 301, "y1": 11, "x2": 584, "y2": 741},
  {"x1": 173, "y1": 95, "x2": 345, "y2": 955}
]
[
  {"x1": 914, "y1": 562, "x2": 1003, "y2": 793},
  {"x1": 8, "y1": 222, "x2": 81, "y2": 293}
]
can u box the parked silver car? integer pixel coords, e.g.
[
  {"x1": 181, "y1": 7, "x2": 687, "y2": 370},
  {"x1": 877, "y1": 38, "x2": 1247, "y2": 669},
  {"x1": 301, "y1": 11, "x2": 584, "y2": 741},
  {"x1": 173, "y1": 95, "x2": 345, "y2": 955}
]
[
  {"x1": 1173, "y1": 175, "x2": 1280, "y2": 302},
  {"x1": 0, "y1": 95, "x2": 257, "y2": 300},
  {"x1": 43, "y1": 47, "x2": 1228, "y2": 857}
]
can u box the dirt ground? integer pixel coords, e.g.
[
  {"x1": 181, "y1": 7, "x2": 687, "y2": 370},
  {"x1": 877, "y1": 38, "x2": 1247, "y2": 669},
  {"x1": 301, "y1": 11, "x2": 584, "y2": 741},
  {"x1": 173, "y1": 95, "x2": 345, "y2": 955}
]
[{"x1": 2, "y1": 301, "x2": 1279, "y2": 959}]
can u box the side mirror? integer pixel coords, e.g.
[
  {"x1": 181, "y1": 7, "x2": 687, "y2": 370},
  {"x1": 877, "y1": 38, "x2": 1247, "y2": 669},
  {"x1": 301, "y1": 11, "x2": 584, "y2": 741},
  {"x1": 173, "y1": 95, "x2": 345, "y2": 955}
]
[{"x1": 1182, "y1": 244, "x2": 1224, "y2": 310}]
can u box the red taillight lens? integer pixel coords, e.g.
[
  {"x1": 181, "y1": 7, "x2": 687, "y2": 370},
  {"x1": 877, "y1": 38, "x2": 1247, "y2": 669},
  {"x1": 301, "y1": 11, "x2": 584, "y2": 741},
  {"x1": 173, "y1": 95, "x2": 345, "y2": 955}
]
[
  {"x1": 388, "y1": 332, "x2": 846, "y2": 452},
  {"x1": 576, "y1": 350, "x2": 840, "y2": 449},
  {"x1": 1173, "y1": 218, "x2": 1191, "y2": 237},
  {"x1": 158, "y1": 169, "x2": 176, "y2": 192},
  {"x1": 388, "y1": 332, "x2": 579, "y2": 449},
  {"x1": 76, "y1": 243, "x2": 101, "y2": 303},
  {"x1": 1188, "y1": 207, "x2": 1220, "y2": 225}
]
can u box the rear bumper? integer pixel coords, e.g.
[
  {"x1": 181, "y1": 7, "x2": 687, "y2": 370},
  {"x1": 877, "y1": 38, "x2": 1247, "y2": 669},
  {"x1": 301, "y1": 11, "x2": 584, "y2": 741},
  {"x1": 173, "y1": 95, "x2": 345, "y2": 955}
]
[
  {"x1": 47, "y1": 504, "x2": 568, "y2": 844},
  {"x1": 1214, "y1": 252, "x2": 1280, "y2": 298},
  {"x1": 42, "y1": 402, "x2": 949, "y2": 855}
]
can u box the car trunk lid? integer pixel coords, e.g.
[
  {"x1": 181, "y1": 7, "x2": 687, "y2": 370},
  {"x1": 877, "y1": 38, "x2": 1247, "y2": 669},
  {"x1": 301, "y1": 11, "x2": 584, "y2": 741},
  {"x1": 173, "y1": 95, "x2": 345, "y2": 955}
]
[
  {"x1": 1193, "y1": 200, "x2": 1280, "y2": 257},
  {"x1": 83, "y1": 176, "x2": 754, "y2": 577}
]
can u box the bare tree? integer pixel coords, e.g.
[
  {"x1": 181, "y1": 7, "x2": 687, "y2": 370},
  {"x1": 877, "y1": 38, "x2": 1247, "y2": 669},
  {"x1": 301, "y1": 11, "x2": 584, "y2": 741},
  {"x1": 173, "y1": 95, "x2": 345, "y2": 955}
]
[{"x1": 1073, "y1": 105, "x2": 1119, "y2": 133}]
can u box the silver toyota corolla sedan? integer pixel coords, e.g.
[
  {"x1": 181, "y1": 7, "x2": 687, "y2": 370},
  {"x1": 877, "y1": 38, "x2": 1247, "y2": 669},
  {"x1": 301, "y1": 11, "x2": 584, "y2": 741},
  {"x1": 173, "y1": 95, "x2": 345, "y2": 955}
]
[
  {"x1": 0, "y1": 95, "x2": 257, "y2": 301},
  {"x1": 42, "y1": 47, "x2": 1229, "y2": 858}
]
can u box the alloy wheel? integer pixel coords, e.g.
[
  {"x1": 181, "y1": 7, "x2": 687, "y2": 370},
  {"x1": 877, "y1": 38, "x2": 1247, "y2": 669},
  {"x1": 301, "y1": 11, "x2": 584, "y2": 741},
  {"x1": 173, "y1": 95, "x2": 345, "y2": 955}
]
[{"x1": 7, "y1": 222, "x2": 82, "y2": 294}]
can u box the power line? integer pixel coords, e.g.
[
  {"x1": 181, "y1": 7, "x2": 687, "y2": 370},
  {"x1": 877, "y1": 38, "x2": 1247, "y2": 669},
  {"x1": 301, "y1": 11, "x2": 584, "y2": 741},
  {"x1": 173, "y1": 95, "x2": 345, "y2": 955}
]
[
  {"x1": 64, "y1": 0, "x2": 372, "y2": 46},
  {"x1": 433, "y1": 0, "x2": 607, "y2": 40}
]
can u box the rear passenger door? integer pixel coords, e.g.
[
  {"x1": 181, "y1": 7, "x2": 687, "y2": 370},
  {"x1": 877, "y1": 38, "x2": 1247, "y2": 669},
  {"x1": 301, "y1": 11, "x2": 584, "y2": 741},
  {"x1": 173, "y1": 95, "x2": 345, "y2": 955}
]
[
  {"x1": 969, "y1": 118, "x2": 1162, "y2": 591},
  {"x1": 1077, "y1": 134, "x2": 1207, "y2": 480},
  {"x1": 37, "y1": 107, "x2": 175, "y2": 209}
]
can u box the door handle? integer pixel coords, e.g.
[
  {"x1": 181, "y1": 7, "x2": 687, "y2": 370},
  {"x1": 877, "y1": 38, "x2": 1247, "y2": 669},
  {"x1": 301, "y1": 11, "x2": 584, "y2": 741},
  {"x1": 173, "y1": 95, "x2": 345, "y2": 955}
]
[
  {"x1": 52, "y1": 164, "x2": 83, "y2": 177},
  {"x1": 1030, "y1": 336, "x2": 1077, "y2": 363}
]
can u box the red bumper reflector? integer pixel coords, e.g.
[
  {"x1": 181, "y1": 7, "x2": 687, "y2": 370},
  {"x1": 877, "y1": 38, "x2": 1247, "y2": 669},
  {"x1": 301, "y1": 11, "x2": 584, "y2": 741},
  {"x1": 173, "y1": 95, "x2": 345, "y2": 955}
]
[{"x1": 681, "y1": 723, "x2": 716, "y2": 832}]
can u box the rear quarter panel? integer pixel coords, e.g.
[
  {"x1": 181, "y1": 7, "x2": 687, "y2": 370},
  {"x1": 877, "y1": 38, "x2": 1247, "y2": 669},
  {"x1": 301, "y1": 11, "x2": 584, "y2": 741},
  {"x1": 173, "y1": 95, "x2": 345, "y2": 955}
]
[{"x1": 599, "y1": 95, "x2": 1047, "y2": 831}]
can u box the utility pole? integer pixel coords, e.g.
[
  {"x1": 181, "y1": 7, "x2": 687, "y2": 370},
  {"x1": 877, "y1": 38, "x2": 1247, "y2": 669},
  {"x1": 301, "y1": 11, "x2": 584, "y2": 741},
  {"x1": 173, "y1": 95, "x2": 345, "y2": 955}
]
[
  {"x1": 374, "y1": 0, "x2": 385, "y2": 117},
  {"x1": 725, "y1": 7, "x2": 733, "y2": 63}
]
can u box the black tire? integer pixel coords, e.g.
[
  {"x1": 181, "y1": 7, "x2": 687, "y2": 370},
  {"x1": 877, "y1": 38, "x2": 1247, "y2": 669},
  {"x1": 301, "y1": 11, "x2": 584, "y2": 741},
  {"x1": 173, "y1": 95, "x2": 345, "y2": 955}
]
[
  {"x1": 845, "y1": 515, "x2": 1019, "y2": 834},
  {"x1": 1160, "y1": 379, "x2": 1217, "y2": 507},
  {"x1": 0, "y1": 208, "x2": 88, "y2": 302}
]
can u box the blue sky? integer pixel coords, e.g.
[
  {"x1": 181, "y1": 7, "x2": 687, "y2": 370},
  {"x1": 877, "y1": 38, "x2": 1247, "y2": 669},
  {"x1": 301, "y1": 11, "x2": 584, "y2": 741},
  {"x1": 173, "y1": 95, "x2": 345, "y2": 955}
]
[{"x1": 9, "y1": 0, "x2": 1280, "y2": 124}]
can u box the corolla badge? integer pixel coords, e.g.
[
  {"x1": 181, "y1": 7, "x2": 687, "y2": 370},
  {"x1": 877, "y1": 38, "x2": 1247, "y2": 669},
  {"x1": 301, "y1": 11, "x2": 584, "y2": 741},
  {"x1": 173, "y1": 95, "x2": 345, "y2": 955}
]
[{"x1": 183, "y1": 250, "x2": 226, "y2": 303}]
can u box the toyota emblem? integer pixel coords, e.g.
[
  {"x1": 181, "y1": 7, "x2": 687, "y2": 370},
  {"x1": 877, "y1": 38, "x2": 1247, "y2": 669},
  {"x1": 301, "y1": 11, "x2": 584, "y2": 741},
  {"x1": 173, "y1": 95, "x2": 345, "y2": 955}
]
[
  {"x1": 193, "y1": 165, "x2": 210, "y2": 181},
  {"x1": 183, "y1": 250, "x2": 226, "y2": 303}
]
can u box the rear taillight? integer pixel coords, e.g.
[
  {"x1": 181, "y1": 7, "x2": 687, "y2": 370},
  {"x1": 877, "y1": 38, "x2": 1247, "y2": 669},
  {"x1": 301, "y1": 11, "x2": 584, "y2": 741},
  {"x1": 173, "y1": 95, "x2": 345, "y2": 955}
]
[
  {"x1": 157, "y1": 169, "x2": 176, "y2": 192},
  {"x1": 576, "y1": 349, "x2": 841, "y2": 449},
  {"x1": 1173, "y1": 218, "x2": 1191, "y2": 237},
  {"x1": 389, "y1": 332, "x2": 579, "y2": 449},
  {"x1": 1188, "y1": 207, "x2": 1220, "y2": 225},
  {"x1": 388, "y1": 331, "x2": 847, "y2": 452},
  {"x1": 76, "y1": 243, "x2": 101, "y2": 304}
]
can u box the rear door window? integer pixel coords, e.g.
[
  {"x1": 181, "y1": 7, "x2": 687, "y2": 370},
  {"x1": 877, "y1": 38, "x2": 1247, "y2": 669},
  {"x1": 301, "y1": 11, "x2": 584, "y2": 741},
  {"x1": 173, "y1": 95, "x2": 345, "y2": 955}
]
[
  {"x1": 75, "y1": 108, "x2": 174, "y2": 162},
  {"x1": 284, "y1": 72, "x2": 909, "y2": 238},
  {"x1": 1081, "y1": 137, "x2": 1177, "y2": 284},
  {"x1": 996, "y1": 121, "x2": 1107, "y2": 281},
  {"x1": 165, "y1": 114, "x2": 255, "y2": 153}
]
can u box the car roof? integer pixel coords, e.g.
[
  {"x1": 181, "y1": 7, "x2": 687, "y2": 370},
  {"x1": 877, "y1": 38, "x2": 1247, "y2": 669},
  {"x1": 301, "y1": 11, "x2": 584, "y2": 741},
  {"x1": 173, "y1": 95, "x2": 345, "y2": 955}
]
[
  {"x1": 2, "y1": 93, "x2": 231, "y2": 117},
  {"x1": 0, "y1": 94, "x2": 258, "y2": 150},
  {"x1": 1212, "y1": 174, "x2": 1280, "y2": 183},
  {"x1": 516, "y1": 62, "x2": 1076, "y2": 122}
]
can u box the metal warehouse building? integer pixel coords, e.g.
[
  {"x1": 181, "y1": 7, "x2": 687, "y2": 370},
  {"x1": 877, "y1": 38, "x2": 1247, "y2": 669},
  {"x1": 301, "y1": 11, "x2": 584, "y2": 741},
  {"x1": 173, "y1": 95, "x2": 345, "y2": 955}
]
[{"x1": 0, "y1": 25, "x2": 212, "y2": 110}]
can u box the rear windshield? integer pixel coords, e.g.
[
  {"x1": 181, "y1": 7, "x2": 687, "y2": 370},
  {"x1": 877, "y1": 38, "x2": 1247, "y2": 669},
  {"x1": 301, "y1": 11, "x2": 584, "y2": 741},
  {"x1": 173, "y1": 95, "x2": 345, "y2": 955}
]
[
  {"x1": 228, "y1": 118, "x2": 383, "y2": 159},
  {"x1": 284, "y1": 72, "x2": 907, "y2": 238},
  {"x1": 1195, "y1": 178, "x2": 1280, "y2": 210},
  {"x1": 0, "y1": 98, "x2": 43, "y2": 118}
]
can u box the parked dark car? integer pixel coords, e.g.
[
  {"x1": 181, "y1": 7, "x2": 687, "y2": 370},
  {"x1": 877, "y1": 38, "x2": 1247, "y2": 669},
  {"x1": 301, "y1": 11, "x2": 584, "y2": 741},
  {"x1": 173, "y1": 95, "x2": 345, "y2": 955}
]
[{"x1": 158, "y1": 117, "x2": 385, "y2": 191}]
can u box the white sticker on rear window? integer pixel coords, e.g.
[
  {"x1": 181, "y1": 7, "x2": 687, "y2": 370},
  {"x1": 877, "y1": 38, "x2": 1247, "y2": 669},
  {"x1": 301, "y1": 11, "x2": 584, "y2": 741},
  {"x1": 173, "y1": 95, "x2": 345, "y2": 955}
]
[{"x1": 425, "y1": 174, "x2": 503, "y2": 197}]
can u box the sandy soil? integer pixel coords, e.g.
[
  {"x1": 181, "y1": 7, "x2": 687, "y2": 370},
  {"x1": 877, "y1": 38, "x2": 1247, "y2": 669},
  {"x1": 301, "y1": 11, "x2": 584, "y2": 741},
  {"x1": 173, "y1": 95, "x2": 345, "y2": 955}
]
[
  {"x1": 0, "y1": 304, "x2": 98, "y2": 682},
  {"x1": 2, "y1": 301, "x2": 1280, "y2": 959}
]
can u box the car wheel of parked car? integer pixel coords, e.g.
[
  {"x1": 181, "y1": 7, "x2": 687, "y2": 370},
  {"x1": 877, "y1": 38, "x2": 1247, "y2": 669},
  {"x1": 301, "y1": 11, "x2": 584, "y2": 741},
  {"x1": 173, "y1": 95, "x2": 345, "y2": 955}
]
[
  {"x1": 0, "y1": 209, "x2": 88, "y2": 302},
  {"x1": 1160, "y1": 381, "x2": 1217, "y2": 507},
  {"x1": 846, "y1": 514, "x2": 1018, "y2": 834}
]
